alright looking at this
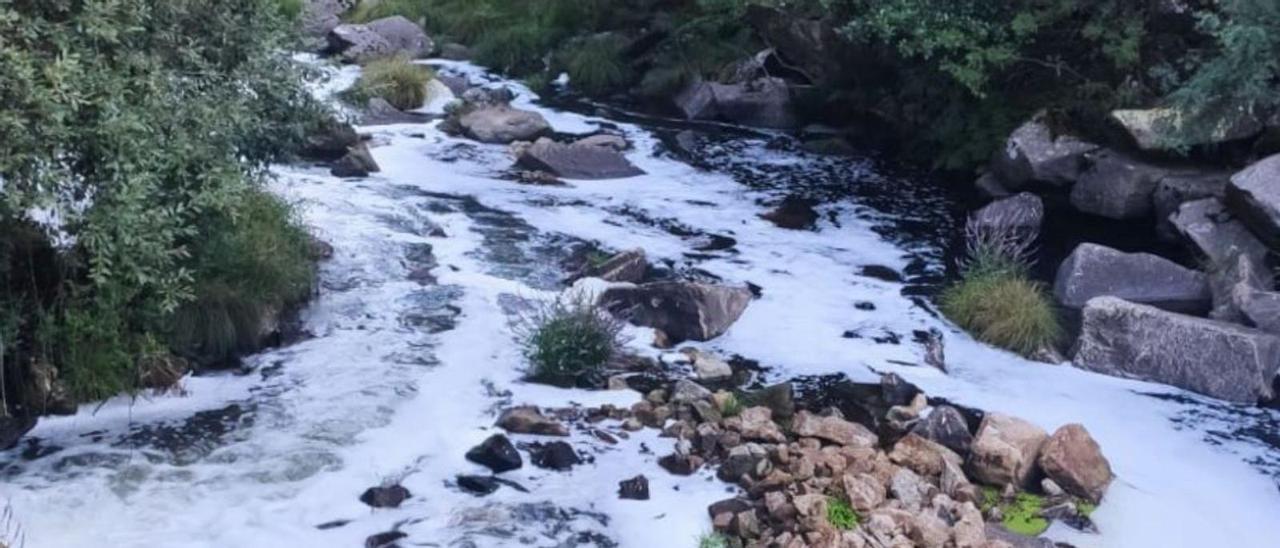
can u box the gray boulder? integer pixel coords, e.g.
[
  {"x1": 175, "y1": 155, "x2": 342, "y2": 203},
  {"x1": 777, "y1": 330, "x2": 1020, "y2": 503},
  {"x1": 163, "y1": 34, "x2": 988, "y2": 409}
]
[
  {"x1": 1054, "y1": 243, "x2": 1210, "y2": 313},
  {"x1": 600, "y1": 282, "x2": 753, "y2": 343},
  {"x1": 327, "y1": 16, "x2": 432, "y2": 64},
  {"x1": 971, "y1": 192, "x2": 1044, "y2": 238},
  {"x1": 708, "y1": 77, "x2": 796, "y2": 129},
  {"x1": 1225, "y1": 154, "x2": 1280, "y2": 248},
  {"x1": 457, "y1": 106, "x2": 550, "y2": 144},
  {"x1": 1236, "y1": 286, "x2": 1280, "y2": 335},
  {"x1": 1070, "y1": 150, "x2": 1169, "y2": 219},
  {"x1": 303, "y1": 117, "x2": 359, "y2": 160},
  {"x1": 301, "y1": 0, "x2": 356, "y2": 49},
  {"x1": 1170, "y1": 198, "x2": 1268, "y2": 269},
  {"x1": 1075, "y1": 297, "x2": 1280, "y2": 403},
  {"x1": 1153, "y1": 171, "x2": 1229, "y2": 240},
  {"x1": 514, "y1": 137, "x2": 644, "y2": 180},
  {"x1": 1209, "y1": 253, "x2": 1273, "y2": 324},
  {"x1": 1112, "y1": 107, "x2": 1263, "y2": 152},
  {"x1": 330, "y1": 143, "x2": 380, "y2": 177},
  {"x1": 674, "y1": 80, "x2": 718, "y2": 121},
  {"x1": 583, "y1": 249, "x2": 647, "y2": 283},
  {"x1": 991, "y1": 113, "x2": 1098, "y2": 189},
  {"x1": 362, "y1": 97, "x2": 432, "y2": 126}
]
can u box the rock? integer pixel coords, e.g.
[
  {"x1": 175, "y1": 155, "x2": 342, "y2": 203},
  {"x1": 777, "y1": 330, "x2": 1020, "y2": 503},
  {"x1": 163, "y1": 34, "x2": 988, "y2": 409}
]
[
  {"x1": 1153, "y1": 171, "x2": 1229, "y2": 240},
  {"x1": 674, "y1": 80, "x2": 718, "y2": 120},
  {"x1": 1053, "y1": 243, "x2": 1209, "y2": 313},
  {"x1": 574, "y1": 133, "x2": 629, "y2": 151},
  {"x1": 659, "y1": 452, "x2": 703, "y2": 475},
  {"x1": 912, "y1": 405, "x2": 974, "y2": 456},
  {"x1": 992, "y1": 113, "x2": 1098, "y2": 189},
  {"x1": 940, "y1": 457, "x2": 976, "y2": 501},
  {"x1": 599, "y1": 282, "x2": 753, "y2": 343},
  {"x1": 301, "y1": 0, "x2": 355, "y2": 49},
  {"x1": 709, "y1": 77, "x2": 796, "y2": 129},
  {"x1": 719, "y1": 442, "x2": 772, "y2": 481},
  {"x1": 760, "y1": 196, "x2": 819, "y2": 230},
  {"x1": 737, "y1": 382, "x2": 795, "y2": 420},
  {"x1": 952, "y1": 502, "x2": 988, "y2": 548},
  {"x1": 708, "y1": 498, "x2": 754, "y2": 520},
  {"x1": 881, "y1": 373, "x2": 922, "y2": 407},
  {"x1": 889, "y1": 467, "x2": 932, "y2": 512},
  {"x1": 1171, "y1": 198, "x2": 1269, "y2": 271},
  {"x1": 912, "y1": 509, "x2": 952, "y2": 548},
  {"x1": 681, "y1": 348, "x2": 733, "y2": 381},
  {"x1": 496, "y1": 406, "x2": 569, "y2": 436},
  {"x1": 362, "y1": 96, "x2": 432, "y2": 126},
  {"x1": 889, "y1": 433, "x2": 964, "y2": 478},
  {"x1": 456, "y1": 475, "x2": 500, "y2": 496},
  {"x1": 327, "y1": 16, "x2": 432, "y2": 64},
  {"x1": 465, "y1": 434, "x2": 522, "y2": 473},
  {"x1": 331, "y1": 142, "x2": 380, "y2": 177},
  {"x1": 359, "y1": 484, "x2": 410, "y2": 508},
  {"x1": 460, "y1": 86, "x2": 515, "y2": 107},
  {"x1": 1038, "y1": 424, "x2": 1112, "y2": 503},
  {"x1": 515, "y1": 137, "x2": 645, "y2": 180},
  {"x1": 0, "y1": 415, "x2": 36, "y2": 450},
  {"x1": 983, "y1": 524, "x2": 1056, "y2": 548},
  {"x1": 1112, "y1": 107, "x2": 1262, "y2": 152},
  {"x1": 970, "y1": 193, "x2": 1044, "y2": 238},
  {"x1": 726, "y1": 407, "x2": 786, "y2": 443},
  {"x1": 1074, "y1": 296, "x2": 1280, "y2": 403},
  {"x1": 1226, "y1": 154, "x2": 1280, "y2": 248},
  {"x1": 365, "y1": 531, "x2": 407, "y2": 548},
  {"x1": 618, "y1": 475, "x2": 650, "y2": 500},
  {"x1": 528, "y1": 441, "x2": 581, "y2": 471},
  {"x1": 303, "y1": 117, "x2": 359, "y2": 160},
  {"x1": 457, "y1": 106, "x2": 551, "y2": 144},
  {"x1": 25, "y1": 361, "x2": 76, "y2": 415},
  {"x1": 1041, "y1": 477, "x2": 1065, "y2": 497},
  {"x1": 792, "y1": 410, "x2": 878, "y2": 448},
  {"x1": 975, "y1": 173, "x2": 1012, "y2": 199},
  {"x1": 842, "y1": 472, "x2": 887, "y2": 512},
  {"x1": 439, "y1": 42, "x2": 471, "y2": 60},
  {"x1": 1235, "y1": 285, "x2": 1280, "y2": 335},
  {"x1": 1070, "y1": 150, "x2": 1174, "y2": 219},
  {"x1": 967, "y1": 413, "x2": 1048, "y2": 488},
  {"x1": 583, "y1": 248, "x2": 647, "y2": 283},
  {"x1": 669, "y1": 379, "x2": 713, "y2": 405}
]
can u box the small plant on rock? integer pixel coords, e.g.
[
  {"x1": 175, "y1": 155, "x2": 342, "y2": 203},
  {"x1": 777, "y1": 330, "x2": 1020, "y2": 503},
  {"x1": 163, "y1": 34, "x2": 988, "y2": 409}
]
[
  {"x1": 516, "y1": 294, "x2": 627, "y2": 387},
  {"x1": 719, "y1": 393, "x2": 743, "y2": 418},
  {"x1": 697, "y1": 532, "x2": 729, "y2": 548},
  {"x1": 345, "y1": 55, "x2": 434, "y2": 110},
  {"x1": 1002, "y1": 492, "x2": 1049, "y2": 536},
  {"x1": 826, "y1": 497, "x2": 859, "y2": 530}
]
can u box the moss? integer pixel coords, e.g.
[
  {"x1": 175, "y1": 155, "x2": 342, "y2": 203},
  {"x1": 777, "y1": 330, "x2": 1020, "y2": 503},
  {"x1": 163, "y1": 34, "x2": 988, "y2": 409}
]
[
  {"x1": 697, "y1": 532, "x2": 729, "y2": 548},
  {"x1": 826, "y1": 497, "x2": 860, "y2": 530},
  {"x1": 346, "y1": 55, "x2": 434, "y2": 110},
  {"x1": 1001, "y1": 493, "x2": 1049, "y2": 536},
  {"x1": 979, "y1": 486, "x2": 1001, "y2": 514},
  {"x1": 1077, "y1": 500, "x2": 1097, "y2": 517},
  {"x1": 940, "y1": 272, "x2": 1061, "y2": 357}
]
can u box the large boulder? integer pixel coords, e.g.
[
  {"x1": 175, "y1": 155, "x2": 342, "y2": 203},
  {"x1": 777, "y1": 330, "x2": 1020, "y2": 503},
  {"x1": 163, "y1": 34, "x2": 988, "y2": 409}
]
[
  {"x1": 496, "y1": 406, "x2": 569, "y2": 436},
  {"x1": 991, "y1": 113, "x2": 1098, "y2": 189},
  {"x1": 1037, "y1": 424, "x2": 1113, "y2": 504},
  {"x1": 514, "y1": 137, "x2": 645, "y2": 180},
  {"x1": 1225, "y1": 154, "x2": 1280, "y2": 248},
  {"x1": 457, "y1": 106, "x2": 551, "y2": 144},
  {"x1": 1112, "y1": 107, "x2": 1263, "y2": 152},
  {"x1": 967, "y1": 413, "x2": 1048, "y2": 488},
  {"x1": 912, "y1": 405, "x2": 974, "y2": 456},
  {"x1": 302, "y1": 117, "x2": 360, "y2": 160},
  {"x1": 792, "y1": 410, "x2": 878, "y2": 448},
  {"x1": 1070, "y1": 150, "x2": 1171, "y2": 219},
  {"x1": 330, "y1": 143, "x2": 380, "y2": 178},
  {"x1": 1053, "y1": 243, "x2": 1210, "y2": 313},
  {"x1": 708, "y1": 77, "x2": 796, "y2": 129},
  {"x1": 1170, "y1": 198, "x2": 1269, "y2": 269},
  {"x1": 674, "y1": 80, "x2": 718, "y2": 121},
  {"x1": 599, "y1": 282, "x2": 753, "y2": 343},
  {"x1": 1153, "y1": 171, "x2": 1229, "y2": 240},
  {"x1": 301, "y1": 0, "x2": 356, "y2": 49},
  {"x1": 970, "y1": 192, "x2": 1044, "y2": 238},
  {"x1": 327, "y1": 16, "x2": 433, "y2": 64},
  {"x1": 1074, "y1": 296, "x2": 1280, "y2": 403}
]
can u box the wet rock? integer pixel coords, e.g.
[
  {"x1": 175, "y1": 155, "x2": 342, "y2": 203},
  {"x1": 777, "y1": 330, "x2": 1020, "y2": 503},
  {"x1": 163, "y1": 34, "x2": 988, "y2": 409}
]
[
  {"x1": 967, "y1": 413, "x2": 1048, "y2": 488},
  {"x1": 1038, "y1": 424, "x2": 1113, "y2": 504},
  {"x1": 528, "y1": 441, "x2": 581, "y2": 471},
  {"x1": 331, "y1": 143, "x2": 380, "y2": 177},
  {"x1": 681, "y1": 348, "x2": 733, "y2": 381},
  {"x1": 618, "y1": 474, "x2": 650, "y2": 500},
  {"x1": 737, "y1": 382, "x2": 795, "y2": 421},
  {"x1": 792, "y1": 410, "x2": 877, "y2": 447},
  {"x1": 465, "y1": 434, "x2": 523, "y2": 473},
  {"x1": 725, "y1": 407, "x2": 786, "y2": 443},
  {"x1": 1112, "y1": 107, "x2": 1262, "y2": 152},
  {"x1": 709, "y1": 77, "x2": 796, "y2": 129},
  {"x1": 365, "y1": 531, "x2": 407, "y2": 548},
  {"x1": 881, "y1": 373, "x2": 922, "y2": 407},
  {"x1": 914, "y1": 328, "x2": 947, "y2": 372},
  {"x1": 669, "y1": 379, "x2": 713, "y2": 405},
  {"x1": 456, "y1": 474, "x2": 500, "y2": 496},
  {"x1": 496, "y1": 406, "x2": 569, "y2": 436},
  {"x1": 975, "y1": 172, "x2": 1012, "y2": 199},
  {"x1": 674, "y1": 80, "x2": 718, "y2": 120},
  {"x1": 600, "y1": 281, "x2": 753, "y2": 343},
  {"x1": 0, "y1": 415, "x2": 36, "y2": 450},
  {"x1": 1074, "y1": 296, "x2": 1280, "y2": 403},
  {"x1": 1171, "y1": 198, "x2": 1268, "y2": 271},
  {"x1": 1053, "y1": 243, "x2": 1209, "y2": 313},
  {"x1": 439, "y1": 42, "x2": 471, "y2": 60},
  {"x1": 760, "y1": 196, "x2": 819, "y2": 230},
  {"x1": 457, "y1": 106, "x2": 551, "y2": 144},
  {"x1": 1070, "y1": 150, "x2": 1170, "y2": 219},
  {"x1": 361, "y1": 97, "x2": 432, "y2": 126},
  {"x1": 1153, "y1": 171, "x2": 1229, "y2": 240},
  {"x1": 25, "y1": 361, "x2": 76, "y2": 415},
  {"x1": 842, "y1": 472, "x2": 887, "y2": 512},
  {"x1": 327, "y1": 16, "x2": 432, "y2": 64},
  {"x1": 1226, "y1": 154, "x2": 1280, "y2": 248},
  {"x1": 983, "y1": 523, "x2": 1056, "y2": 548},
  {"x1": 991, "y1": 112, "x2": 1098, "y2": 189},
  {"x1": 303, "y1": 117, "x2": 359, "y2": 160},
  {"x1": 971, "y1": 192, "x2": 1044, "y2": 238},
  {"x1": 889, "y1": 433, "x2": 963, "y2": 478},
  {"x1": 912, "y1": 405, "x2": 973, "y2": 456},
  {"x1": 574, "y1": 133, "x2": 629, "y2": 151},
  {"x1": 306, "y1": 235, "x2": 335, "y2": 260},
  {"x1": 659, "y1": 452, "x2": 704, "y2": 475},
  {"x1": 515, "y1": 137, "x2": 645, "y2": 180},
  {"x1": 359, "y1": 484, "x2": 410, "y2": 508},
  {"x1": 581, "y1": 248, "x2": 647, "y2": 284}
]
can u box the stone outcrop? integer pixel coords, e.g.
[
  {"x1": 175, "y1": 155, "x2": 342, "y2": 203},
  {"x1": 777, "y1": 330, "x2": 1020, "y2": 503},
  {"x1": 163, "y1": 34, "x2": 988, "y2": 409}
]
[
  {"x1": 330, "y1": 142, "x2": 380, "y2": 178},
  {"x1": 1069, "y1": 150, "x2": 1170, "y2": 219},
  {"x1": 600, "y1": 282, "x2": 753, "y2": 343},
  {"x1": 991, "y1": 113, "x2": 1098, "y2": 189},
  {"x1": 1074, "y1": 296, "x2": 1280, "y2": 403},
  {"x1": 1112, "y1": 107, "x2": 1263, "y2": 152},
  {"x1": 674, "y1": 77, "x2": 796, "y2": 129},
  {"x1": 1037, "y1": 424, "x2": 1113, "y2": 504},
  {"x1": 1153, "y1": 171, "x2": 1229, "y2": 240},
  {"x1": 327, "y1": 16, "x2": 433, "y2": 64},
  {"x1": 1053, "y1": 243, "x2": 1209, "y2": 313},
  {"x1": 967, "y1": 413, "x2": 1048, "y2": 488},
  {"x1": 1225, "y1": 154, "x2": 1280, "y2": 248},
  {"x1": 457, "y1": 106, "x2": 551, "y2": 144},
  {"x1": 514, "y1": 137, "x2": 645, "y2": 180},
  {"x1": 1170, "y1": 198, "x2": 1269, "y2": 270}
]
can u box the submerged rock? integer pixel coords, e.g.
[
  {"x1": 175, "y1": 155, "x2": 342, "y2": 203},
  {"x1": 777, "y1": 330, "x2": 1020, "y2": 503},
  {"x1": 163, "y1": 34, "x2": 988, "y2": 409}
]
[
  {"x1": 359, "y1": 484, "x2": 410, "y2": 508},
  {"x1": 327, "y1": 16, "x2": 432, "y2": 64},
  {"x1": 528, "y1": 441, "x2": 581, "y2": 471},
  {"x1": 600, "y1": 281, "x2": 753, "y2": 343},
  {"x1": 455, "y1": 474, "x2": 500, "y2": 496},
  {"x1": 1225, "y1": 154, "x2": 1280, "y2": 248},
  {"x1": 331, "y1": 143, "x2": 380, "y2": 178},
  {"x1": 1053, "y1": 243, "x2": 1209, "y2": 313},
  {"x1": 514, "y1": 137, "x2": 644, "y2": 180},
  {"x1": 303, "y1": 117, "x2": 359, "y2": 160},
  {"x1": 617, "y1": 475, "x2": 650, "y2": 500},
  {"x1": 1037, "y1": 424, "x2": 1113, "y2": 504},
  {"x1": 759, "y1": 196, "x2": 819, "y2": 230},
  {"x1": 1074, "y1": 296, "x2": 1280, "y2": 403},
  {"x1": 365, "y1": 531, "x2": 407, "y2": 548},
  {"x1": 465, "y1": 434, "x2": 523, "y2": 473}
]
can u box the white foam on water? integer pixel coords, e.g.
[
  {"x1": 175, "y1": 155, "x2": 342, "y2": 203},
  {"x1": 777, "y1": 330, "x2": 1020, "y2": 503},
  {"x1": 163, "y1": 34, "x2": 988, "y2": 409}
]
[{"x1": 2, "y1": 60, "x2": 1279, "y2": 548}]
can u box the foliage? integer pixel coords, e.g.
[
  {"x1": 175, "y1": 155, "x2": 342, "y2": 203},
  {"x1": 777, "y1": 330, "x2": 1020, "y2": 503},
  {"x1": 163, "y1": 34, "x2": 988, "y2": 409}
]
[
  {"x1": 1077, "y1": 500, "x2": 1097, "y2": 517},
  {"x1": 826, "y1": 496, "x2": 860, "y2": 530},
  {"x1": 346, "y1": 55, "x2": 435, "y2": 110},
  {"x1": 719, "y1": 392, "x2": 743, "y2": 417},
  {"x1": 274, "y1": 0, "x2": 304, "y2": 20},
  {"x1": 517, "y1": 294, "x2": 627, "y2": 386},
  {"x1": 0, "y1": 0, "x2": 322, "y2": 405},
  {"x1": 1002, "y1": 492, "x2": 1049, "y2": 536},
  {"x1": 697, "y1": 532, "x2": 729, "y2": 548},
  {"x1": 558, "y1": 34, "x2": 632, "y2": 96}
]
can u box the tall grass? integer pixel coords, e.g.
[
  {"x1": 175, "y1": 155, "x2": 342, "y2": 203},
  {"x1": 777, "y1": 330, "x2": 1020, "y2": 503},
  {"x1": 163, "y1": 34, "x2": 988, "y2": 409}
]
[
  {"x1": 346, "y1": 55, "x2": 434, "y2": 110},
  {"x1": 559, "y1": 35, "x2": 632, "y2": 95},
  {"x1": 515, "y1": 294, "x2": 626, "y2": 387}
]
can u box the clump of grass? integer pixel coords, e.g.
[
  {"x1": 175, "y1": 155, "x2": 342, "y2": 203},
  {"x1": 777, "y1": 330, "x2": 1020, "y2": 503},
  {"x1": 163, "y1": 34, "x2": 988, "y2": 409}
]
[
  {"x1": 826, "y1": 496, "x2": 859, "y2": 530},
  {"x1": 697, "y1": 532, "x2": 729, "y2": 548},
  {"x1": 516, "y1": 294, "x2": 627, "y2": 387},
  {"x1": 940, "y1": 214, "x2": 1060, "y2": 357},
  {"x1": 274, "y1": 0, "x2": 304, "y2": 20},
  {"x1": 1002, "y1": 492, "x2": 1049, "y2": 536},
  {"x1": 558, "y1": 34, "x2": 632, "y2": 96},
  {"x1": 345, "y1": 55, "x2": 434, "y2": 110},
  {"x1": 1077, "y1": 500, "x2": 1097, "y2": 517},
  {"x1": 719, "y1": 392, "x2": 743, "y2": 417}
]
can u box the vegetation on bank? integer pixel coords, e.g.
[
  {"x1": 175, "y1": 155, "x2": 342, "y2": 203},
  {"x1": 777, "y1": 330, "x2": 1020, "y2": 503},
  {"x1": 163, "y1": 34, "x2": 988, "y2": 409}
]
[
  {"x1": 343, "y1": 55, "x2": 436, "y2": 110},
  {"x1": 516, "y1": 295, "x2": 627, "y2": 387},
  {"x1": 348, "y1": 0, "x2": 1280, "y2": 168},
  {"x1": 0, "y1": 0, "x2": 324, "y2": 407}
]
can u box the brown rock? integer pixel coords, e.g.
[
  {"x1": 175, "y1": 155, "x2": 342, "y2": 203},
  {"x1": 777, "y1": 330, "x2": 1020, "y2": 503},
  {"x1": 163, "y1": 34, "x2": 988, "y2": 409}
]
[
  {"x1": 967, "y1": 413, "x2": 1047, "y2": 488},
  {"x1": 792, "y1": 410, "x2": 878, "y2": 447},
  {"x1": 911, "y1": 510, "x2": 952, "y2": 548},
  {"x1": 726, "y1": 406, "x2": 787, "y2": 443},
  {"x1": 889, "y1": 433, "x2": 964, "y2": 478},
  {"x1": 841, "y1": 472, "x2": 886, "y2": 512},
  {"x1": 496, "y1": 406, "x2": 569, "y2": 436},
  {"x1": 952, "y1": 502, "x2": 988, "y2": 548},
  {"x1": 1037, "y1": 424, "x2": 1113, "y2": 503}
]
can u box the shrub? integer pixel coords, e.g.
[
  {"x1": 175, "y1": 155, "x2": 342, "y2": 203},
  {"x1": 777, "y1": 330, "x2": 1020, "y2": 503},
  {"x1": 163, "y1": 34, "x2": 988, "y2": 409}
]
[
  {"x1": 558, "y1": 35, "x2": 632, "y2": 96},
  {"x1": 697, "y1": 532, "x2": 729, "y2": 548},
  {"x1": 517, "y1": 295, "x2": 626, "y2": 386},
  {"x1": 347, "y1": 55, "x2": 434, "y2": 110},
  {"x1": 720, "y1": 392, "x2": 743, "y2": 417},
  {"x1": 826, "y1": 497, "x2": 859, "y2": 530},
  {"x1": 274, "y1": 0, "x2": 304, "y2": 20}
]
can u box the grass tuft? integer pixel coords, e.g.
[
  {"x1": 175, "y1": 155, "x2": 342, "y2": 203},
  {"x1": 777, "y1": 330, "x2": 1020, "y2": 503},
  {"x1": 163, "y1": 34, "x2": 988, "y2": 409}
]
[
  {"x1": 558, "y1": 34, "x2": 632, "y2": 96},
  {"x1": 827, "y1": 496, "x2": 860, "y2": 530},
  {"x1": 346, "y1": 55, "x2": 434, "y2": 110},
  {"x1": 516, "y1": 294, "x2": 627, "y2": 387},
  {"x1": 274, "y1": 0, "x2": 304, "y2": 20}
]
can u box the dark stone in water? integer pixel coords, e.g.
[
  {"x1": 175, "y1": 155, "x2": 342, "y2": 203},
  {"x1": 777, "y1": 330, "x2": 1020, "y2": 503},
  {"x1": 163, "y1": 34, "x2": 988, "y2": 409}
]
[
  {"x1": 316, "y1": 519, "x2": 350, "y2": 530},
  {"x1": 617, "y1": 475, "x2": 650, "y2": 500},
  {"x1": 465, "y1": 434, "x2": 523, "y2": 473},
  {"x1": 456, "y1": 474, "x2": 500, "y2": 496},
  {"x1": 1, "y1": 415, "x2": 36, "y2": 450},
  {"x1": 746, "y1": 281, "x2": 764, "y2": 297},
  {"x1": 856, "y1": 301, "x2": 876, "y2": 311},
  {"x1": 760, "y1": 196, "x2": 819, "y2": 230},
  {"x1": 528, "y1": 441, "x2": 581, "y2": 471},
  {"x1": 707, "y1": 497, "x2": 753, "y2": 518},
  {"x1": 359, "y1": 484, "x2": 411, "y2": 508},
  {"x1": 881, "y1": 373, "x2": 922, "y2": 407},
  {"x1": 365, "y1": 531, "x2": 407, "y2": 548},
  {"x1": 912, "y1": 405, "x2": 974, "y2": 456}
]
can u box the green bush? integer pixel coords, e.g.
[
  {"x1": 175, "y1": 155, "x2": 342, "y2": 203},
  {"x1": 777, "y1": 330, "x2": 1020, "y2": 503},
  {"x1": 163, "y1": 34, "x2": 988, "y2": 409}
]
[
  {"x1": 941, "y1": 273, "x2": 1060, "y2": 356},
  {"x1": 275, "y1": 0, "x2": 305, "y2": 20},
  {"x1": 518, "y1": 295, "x2": 626, "y2": 386},
  {"x1": 348, "y1": 55, "x2": 435, "y2": 110},
  {"x1": 826, "y1": 497, "x2": 860, "y2": 530},
  {"x1": 558, "y1": 35, "x2": 632, "y2": 96}
]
